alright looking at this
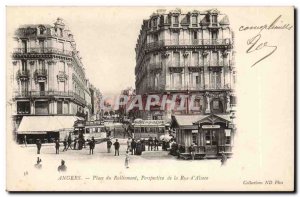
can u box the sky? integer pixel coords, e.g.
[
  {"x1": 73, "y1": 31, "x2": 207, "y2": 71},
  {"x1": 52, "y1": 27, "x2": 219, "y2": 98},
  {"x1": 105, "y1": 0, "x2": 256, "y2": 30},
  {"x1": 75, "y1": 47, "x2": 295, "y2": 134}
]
[{"x1": 7, "y1": 7, "x2": 165, "y2": 96}]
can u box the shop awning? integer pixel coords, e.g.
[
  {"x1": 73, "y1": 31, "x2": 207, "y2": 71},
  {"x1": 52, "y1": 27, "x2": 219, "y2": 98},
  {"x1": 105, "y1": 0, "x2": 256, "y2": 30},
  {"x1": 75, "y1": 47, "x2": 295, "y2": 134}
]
[{"x1": 17, "y1": 116, "x2": 81, "y2": 134}]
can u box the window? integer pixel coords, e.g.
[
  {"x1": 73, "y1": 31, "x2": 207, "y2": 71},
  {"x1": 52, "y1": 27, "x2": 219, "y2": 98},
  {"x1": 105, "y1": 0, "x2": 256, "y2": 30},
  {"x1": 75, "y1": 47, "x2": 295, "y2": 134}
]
[
  {"x1": 173, "y1": 52, "x2": 180, "y2": 66},
  {"x1": 172, "y1": 32, "x2": 179, "y2": 45},
  {"x1": 212, "y1": 15, "x2": 218, "y2": 24},
  {"x1": 192, "y1": 16, "x2": 197, "y2": 25},
  {"x1": 173, "y1": 16, "x2": 179, "y2": 24},
  {"x1": 192, "y1": 52, "x2": 199, "y2": 65},
  {"x1": 210, "y1": 72, "x2": 221, "y2": 89},
  {"x1": 213, "y1": 100, "x2": 219, "y2": 110},
  {"x1": 205, "y1": 130, "x2": 217, "y2": 145},
  {"x1": 17, "y1": 101, "x2": 30, "y2": 114},
  {"x1": 212, "y1": 31, "x2": 218, "y2": 40},
  {"x1": 153, "y1": 18, "x2": 157, "y2": 27},
  {"x1": 57, "y1": 101, "x2": 63, "y2": 114},
  {"x1": 154, "y1": 73, "x2": 159, "y2": 88},
  {"x1": 63, "y1": 102, "x2": 69, "y2": 114},
  {"x1": 35, "y1": 101, "x2": 49, "y2": 115},
  {"x1": 193, "y1": 31, "x2": 198, "y2": 40},
  {"x1": 86, "y1": 128, "x2": 90, "y2": 134},
  {"x1": 195, "y1": 76, "x2": 200, "y2": 84},
  {"x1": 153, "y1": 34, "x2": 158, "y2": 42},
  {"x1": 211, "y1": 52, "x2": 218, "y2": 66},
  {"x1": 22, "y1": 60, "x2": 27, "y2": 71},
  {"x1": 172, "y1": 73, "x2": 182, "y2": 88},
  {"x1": 21, "y1": 81, "x2": 28, "y2": 93}
]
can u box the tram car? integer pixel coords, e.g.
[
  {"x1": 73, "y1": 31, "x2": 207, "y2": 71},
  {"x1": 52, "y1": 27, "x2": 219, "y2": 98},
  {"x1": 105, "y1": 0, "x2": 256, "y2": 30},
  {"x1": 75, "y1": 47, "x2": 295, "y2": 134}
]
[
  {"x1": 73, "y1": 119, "x2": 107, "y2": 142},
  {"x1": 132, "y1": 119, "x2": 170, "y2": 140}
]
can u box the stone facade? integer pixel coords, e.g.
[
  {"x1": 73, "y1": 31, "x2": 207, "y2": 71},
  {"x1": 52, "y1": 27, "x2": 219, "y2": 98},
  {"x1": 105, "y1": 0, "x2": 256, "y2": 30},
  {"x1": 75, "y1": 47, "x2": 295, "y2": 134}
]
[
  {"x1": 135, "y1": 9, "x2": 236, "y2": 120},
  {"x1": 11, "y1": 18, "x2": 101, "y2": 141}
]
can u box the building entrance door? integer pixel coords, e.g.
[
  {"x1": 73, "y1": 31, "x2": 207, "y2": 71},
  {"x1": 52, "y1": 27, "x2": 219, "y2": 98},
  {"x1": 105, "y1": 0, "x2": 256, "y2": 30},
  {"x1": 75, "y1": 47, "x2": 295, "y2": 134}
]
[{"x1": 204, "y1": 130, "x2": 218, "y2": 154}]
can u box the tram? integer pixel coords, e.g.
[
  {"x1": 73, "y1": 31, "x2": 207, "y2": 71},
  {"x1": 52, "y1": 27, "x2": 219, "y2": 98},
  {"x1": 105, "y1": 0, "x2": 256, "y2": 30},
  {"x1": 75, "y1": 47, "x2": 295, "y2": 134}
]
[
  {"x1": 73, "y1": 119, "x2": 107, "y2": 141},
  {"x1": 132, "y1": 119, "x2": 170, "y2": 140}
]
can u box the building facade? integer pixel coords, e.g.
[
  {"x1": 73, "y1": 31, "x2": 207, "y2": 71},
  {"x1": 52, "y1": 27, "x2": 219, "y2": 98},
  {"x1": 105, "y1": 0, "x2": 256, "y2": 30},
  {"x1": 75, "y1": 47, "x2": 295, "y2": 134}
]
[
  {"x1": 11, "y1": 18, "x2": 101, "y2": 143},
  {"x1": 135, "y1": 9, "x2": 237, "y2": 157},
  {"x1": 135, "y1": 8, "x2": 236, "y2": 120}
]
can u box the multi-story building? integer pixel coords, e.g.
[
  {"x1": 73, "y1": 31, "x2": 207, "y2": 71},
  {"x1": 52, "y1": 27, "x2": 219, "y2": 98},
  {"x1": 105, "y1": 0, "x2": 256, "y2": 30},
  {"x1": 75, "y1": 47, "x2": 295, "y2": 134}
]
[
  {"x1": 134, "y1": 8, "x2": 237, "y2": 157},
  {"x1": 10, "y1": 18, "x2": 100, "y2": 143},
  {"x1": 135, "y1": 8, "x2": 236, "y2": 120}
]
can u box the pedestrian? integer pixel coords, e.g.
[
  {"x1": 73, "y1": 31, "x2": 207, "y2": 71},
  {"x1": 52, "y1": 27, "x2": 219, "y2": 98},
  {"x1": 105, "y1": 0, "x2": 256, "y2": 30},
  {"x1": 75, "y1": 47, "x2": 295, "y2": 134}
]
[
  {"x1": 154, "y1": 137, "x2": 159, "y2": 151},
  {"x1": 126, "y1": 137, "x2": 132, "y2": 152},
  {"x1": 107, "y1": 139, "x2": 112, "y2": 153},
  {"x1": 148, "y1": 136, "x2": 153, "y2": 151},
  {"x1": 73, "y1": 138, "x2": 78, "y2": 150},
  {"x1": 131, "y1": 139, "x2": 136, "y2": 155},
  {"x1": 89, "y1": 137, "x2": 95, "y2": 155},
  {"x1": 221, "y1": 152, "x2": 227, "y2": 166},
  {"x1": 63, "y1": 138, "x2": 67, "y2": 151},
  {"x1": 57, "y1": 160, "x2": 67, "y2": 172},
  {"x1": 67, "y1": 135, "x2": 72, "y2": 150},
  {"x1": 125, "y1": 151, "x2": 130, "y2": 168},
  {"x1": 55, "y1": 139, "x2": 60, "y2": 154},
  {"x1": 24, "y1": 135, "x2": 27, "y2": 147},
  {"x1": 34, "y1": 157, "x2": 42, "y2": 169},
  {"x1": 36, "y1": 139, "x2": 42, "y2": 154},
  {"x1": 113, "y1": 139, "x2": 120, "y2": 156},
  {"x1": 189, "y1": 143, "x2": 196, "y2": 160}
]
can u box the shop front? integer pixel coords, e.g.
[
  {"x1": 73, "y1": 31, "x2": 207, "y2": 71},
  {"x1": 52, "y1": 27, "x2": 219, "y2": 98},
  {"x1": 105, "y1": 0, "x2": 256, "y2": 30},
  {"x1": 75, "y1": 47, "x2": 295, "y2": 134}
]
[{"x1": 171, "y1": 114, "x2": 235, "y2": 159}]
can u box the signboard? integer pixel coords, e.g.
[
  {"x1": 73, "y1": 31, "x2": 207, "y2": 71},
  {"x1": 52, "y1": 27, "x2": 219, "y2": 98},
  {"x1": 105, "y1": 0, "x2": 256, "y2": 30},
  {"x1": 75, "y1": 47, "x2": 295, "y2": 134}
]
[
  {"x1": 133, "y1": 119, "x2": 165, "y2": 125},
  {"x1": 225, "y1": 129, "x2": 231, "y2": 137},
  {"x1": 192, "y1": 130, "x2": 198, "y2": 133},
  {"x1": 202, "y1": 125, "x2": 220, "y2": 129}
]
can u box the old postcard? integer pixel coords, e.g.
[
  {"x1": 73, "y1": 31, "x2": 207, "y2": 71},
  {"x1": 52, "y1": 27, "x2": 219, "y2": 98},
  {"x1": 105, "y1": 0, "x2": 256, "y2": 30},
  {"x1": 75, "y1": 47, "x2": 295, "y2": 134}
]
[{"x1": 6, "y1": 6, "x2": 294, "y2": 192}]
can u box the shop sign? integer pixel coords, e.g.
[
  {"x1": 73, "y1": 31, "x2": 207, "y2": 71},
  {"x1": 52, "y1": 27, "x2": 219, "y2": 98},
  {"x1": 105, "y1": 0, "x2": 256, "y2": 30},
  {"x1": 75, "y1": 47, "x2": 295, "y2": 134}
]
[{"x1": 202, "y1": 125, "x2": 220, "y2": 129}]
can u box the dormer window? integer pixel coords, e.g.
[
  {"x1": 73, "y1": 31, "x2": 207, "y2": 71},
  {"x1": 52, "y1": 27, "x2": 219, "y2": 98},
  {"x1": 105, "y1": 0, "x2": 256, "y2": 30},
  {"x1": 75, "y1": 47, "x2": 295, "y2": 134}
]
[
  {"x1": 192, "y1": 16, "x2": 198, "y2": 26},
  {"x1": 153, "y1": 18, "x2": 157, "y2": 27},
  {"x1": 38, "y1": 25, "x2": 46, "y2": 35},
  {"x1": 173, "y1": 16, "x2": 179, "y2": 24},
  {"x1": 212, "y1": 15, "x2": 218, "y2": 24}
]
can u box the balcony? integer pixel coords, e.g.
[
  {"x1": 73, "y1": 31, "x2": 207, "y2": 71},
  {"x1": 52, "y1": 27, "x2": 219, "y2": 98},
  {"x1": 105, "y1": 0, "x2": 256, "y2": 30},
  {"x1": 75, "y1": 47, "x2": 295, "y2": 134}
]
[
  {"x1": 145, "y1": 39, "x2": 231, "y2": 51},
  {"x1": 16, "y1": 70, "x2": 30, "y2": 81},
  {"x1": 13, "y1": 47, "x2": 73, "y2": 57},
  {"x1": 14, "y1": 91, "x2": 87, "y2": 106}
]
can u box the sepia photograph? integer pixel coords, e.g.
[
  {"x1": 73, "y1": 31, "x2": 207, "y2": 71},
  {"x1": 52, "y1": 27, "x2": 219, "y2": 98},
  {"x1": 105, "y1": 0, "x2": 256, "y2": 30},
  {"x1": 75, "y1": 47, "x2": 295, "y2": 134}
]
[{"x1": 5, "y1": 6, "x2": 294, "y2": 192}]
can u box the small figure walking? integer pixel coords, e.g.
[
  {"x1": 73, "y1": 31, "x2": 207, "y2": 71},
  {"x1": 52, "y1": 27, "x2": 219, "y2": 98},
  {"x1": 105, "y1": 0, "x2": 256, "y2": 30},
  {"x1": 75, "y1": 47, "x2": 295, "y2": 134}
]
[
  {"x1": 63, "y1": 138, "x2": 67, "y2": 151},
  {"x1": 131, "y1": 139, "x2": 136, "y2": 155},
  {"x1": 113, "y1": 139, "x2": 120, "y2": 156},
  {"x1": 107, "y1": 139, "x2": 112, "y2": 153},
  {"x1": 89, "y1": 137, "x2": 95, "y2": 155},
  {"x1": 36, "y1": 139, "x2": 42, "y2": 154},
  {"x1": 24, "y1": 135, "x2": 27, "y2": 147},
  {"x1": 148, "y1": 136, "x2": 153, "y2": 151},
  {"x1": 154, "y1": 137, "x2": 159, "y2": 151},
  {"x1": 125, "y1": 151, "x2": 130, "y2": 168},
  {"x1": 189, "y1": 143, "x2": 196, "y2": 160},
  {"x1": 67, "y1": 135, "x2": 72, "y2": 150},
  {"x1": 221, "y1": 152, "x2": 227, "y2": 166},
  {"x1": 55, "y1": 139, "x2": 60, "y2": 154},
  {"x1": 34, "y1": 157, "x2": 42, "y2": 169},
  {"x1": 57, "y1": 160, "x2": 67, "y2": 172},
  {"x1": 73, "y1": 138, "x2": 78, "y2": 150}
]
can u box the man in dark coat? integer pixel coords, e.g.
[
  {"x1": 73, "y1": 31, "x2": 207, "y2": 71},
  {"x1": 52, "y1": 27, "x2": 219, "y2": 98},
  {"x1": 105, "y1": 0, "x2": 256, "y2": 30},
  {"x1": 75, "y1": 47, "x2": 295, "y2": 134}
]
[
  {"x1": 113, "y1": 139, "x2": 120, "y2": 156},
  {"x1": 63, "y1": 138, "x2": 67, "y2": 151},
  {"x1": 131, "y1": 139, "x2": 137, "y2": 155},
  {"x1": 73, "y1": 138, "x2": 78, "y2": 150},
  {"x1": 36, "y1": 139, "x2": 42, "y2": 154},
  {"x1": 148, "y1": 136, "x2": 153, "y2": 151},
  {"x1": 107, "y1": 139, "x2": 112, "y2": 153},
  {"x1": 154, "y1": 137, "x2": 159, "y2": 151},
  {"x1": 55, "y1": 139, "x2": 60, "y2": 154},
  {"x1": 89, "y1": 137, "x2": 96, "y2": 155},
  {"x1": 67, "y1": 135, "x2": 72, "y2": 150}
]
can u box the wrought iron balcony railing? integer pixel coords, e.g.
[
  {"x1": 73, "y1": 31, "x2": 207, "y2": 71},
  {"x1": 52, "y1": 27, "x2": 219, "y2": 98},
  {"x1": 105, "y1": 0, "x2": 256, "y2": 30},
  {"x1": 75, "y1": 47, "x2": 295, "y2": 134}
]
[
  {"x1": 14, "y1": 91, "x2": 86, "y2": 105},
  {"x1": 146, "y1": 39, "x2": 231, "y2": 50},
  {"x1": 13, "y1": 47, "x2": 73, "y2": 56}
]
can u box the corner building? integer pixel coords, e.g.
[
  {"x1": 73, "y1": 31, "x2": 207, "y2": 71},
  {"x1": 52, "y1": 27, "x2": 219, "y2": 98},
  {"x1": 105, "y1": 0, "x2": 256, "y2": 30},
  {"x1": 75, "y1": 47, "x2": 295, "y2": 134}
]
[
  {"x1": 135, "y1": 8, "x2": 236, "y2": 120},
  {"x1": 135, "y1": 9, "x2": 237, "y2": 157},
  {"x1": 11, "y1": 18, "x2": 98, "y2": 143}
]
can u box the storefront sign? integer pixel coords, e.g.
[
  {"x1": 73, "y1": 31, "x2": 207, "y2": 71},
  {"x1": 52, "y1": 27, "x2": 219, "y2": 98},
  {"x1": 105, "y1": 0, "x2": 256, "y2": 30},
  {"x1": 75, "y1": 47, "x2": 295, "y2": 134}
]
[
  {"x1": 202, "y1": 125, "x2": 220, "y2": 129},
  {"x1": 133, "y1": 119, "x2": 165, "y2": 125},
  {"x1": 192, "y1": 130, "x2": 198, "y2": 133}
]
